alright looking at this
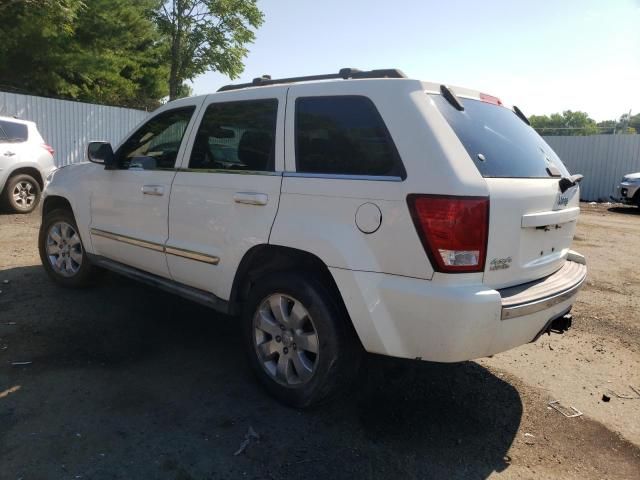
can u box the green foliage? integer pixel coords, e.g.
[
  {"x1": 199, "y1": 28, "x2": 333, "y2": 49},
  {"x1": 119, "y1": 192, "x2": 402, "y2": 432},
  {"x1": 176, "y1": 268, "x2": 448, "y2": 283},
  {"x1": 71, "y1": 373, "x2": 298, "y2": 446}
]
[
  {"x1": 0, "y1": 0, "x2": 168, "y2": 109},
  {"x1": 155, "y1": 0, "x2": 264, "y2": 99},
  {"x1": 530, "y1": 110, "x2": 599, "y2": 136},
  {"x1": 0, "y1": 0, "x2": 264, "y2": 106}
]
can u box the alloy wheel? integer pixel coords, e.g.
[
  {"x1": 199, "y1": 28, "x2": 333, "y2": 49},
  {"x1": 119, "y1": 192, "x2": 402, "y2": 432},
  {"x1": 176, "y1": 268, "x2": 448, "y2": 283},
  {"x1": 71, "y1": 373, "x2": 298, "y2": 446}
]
[
  {"x1": 46, "y1": 222, "x2": 83, "y2": 277},
  {"x1": 12, "y1": 180, "x2": 36, "y2": 209},
  {"x1": 253, "y1": 293, "x2": 319, "y2": 386}
]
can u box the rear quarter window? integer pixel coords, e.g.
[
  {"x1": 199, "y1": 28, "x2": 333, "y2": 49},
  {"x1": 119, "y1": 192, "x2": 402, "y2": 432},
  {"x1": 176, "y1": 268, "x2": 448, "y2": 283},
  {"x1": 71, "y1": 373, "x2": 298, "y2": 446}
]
[
  {"x1": 0, "y1": 120, "x2": 28, "y2": 142},
  {"x1": 430, "y1": 94, "x2": 569, "y2": 178},
  {"x1": 295, "y1": 96, "x2": 405, "y2": 178}
]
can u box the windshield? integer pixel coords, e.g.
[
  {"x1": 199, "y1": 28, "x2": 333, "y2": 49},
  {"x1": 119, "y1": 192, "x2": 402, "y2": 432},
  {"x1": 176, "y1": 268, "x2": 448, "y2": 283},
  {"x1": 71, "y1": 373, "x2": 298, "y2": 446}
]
[{"x1": 430, "y1": 94, "x2": 570, "y2": 178}]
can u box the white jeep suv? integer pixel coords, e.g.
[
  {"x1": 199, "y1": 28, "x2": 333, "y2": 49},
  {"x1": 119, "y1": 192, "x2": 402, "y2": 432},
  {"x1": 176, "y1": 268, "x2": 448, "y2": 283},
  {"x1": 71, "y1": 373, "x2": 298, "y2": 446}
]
[
  {"x1": 0, "y1": 116, "x2": 56, "y2": 213},
  {"x1": 39, "y1": 68, "x2": 587, "y2": 407}
]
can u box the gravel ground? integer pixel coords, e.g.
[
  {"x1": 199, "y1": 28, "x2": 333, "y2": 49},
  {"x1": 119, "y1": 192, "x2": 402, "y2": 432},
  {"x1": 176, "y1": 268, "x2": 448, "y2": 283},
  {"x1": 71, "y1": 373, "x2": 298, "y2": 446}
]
[{"x1": 1, "y1": 203, "x2": 639, "y2": 479}]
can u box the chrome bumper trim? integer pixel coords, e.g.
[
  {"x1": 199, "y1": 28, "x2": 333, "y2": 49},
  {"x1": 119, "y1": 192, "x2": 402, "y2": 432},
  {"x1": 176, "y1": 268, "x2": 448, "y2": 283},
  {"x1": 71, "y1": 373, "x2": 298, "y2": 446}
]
[
  {"x1": 500, "y1": 260, "x2": 587, "y2": 320},
  {"x1": 501, "y1": 277, "x2": 585, "y2": 320}
]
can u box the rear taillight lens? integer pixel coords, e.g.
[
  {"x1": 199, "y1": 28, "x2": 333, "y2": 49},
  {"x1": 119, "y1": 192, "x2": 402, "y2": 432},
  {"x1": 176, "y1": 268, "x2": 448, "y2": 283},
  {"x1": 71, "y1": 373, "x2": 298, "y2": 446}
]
[
  {"x1": 407, "y1": 195, "x2": 489, "y2": 273},
  {"x1": 41, "y1": 144, "x2": 55, "y2": 156}
]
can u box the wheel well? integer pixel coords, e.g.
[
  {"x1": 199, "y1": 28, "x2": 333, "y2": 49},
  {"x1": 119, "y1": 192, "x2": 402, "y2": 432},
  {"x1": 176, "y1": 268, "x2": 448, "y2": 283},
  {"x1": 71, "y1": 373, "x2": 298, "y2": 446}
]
[
  {"x1": 230, "y1": 245, "x2": 347, "y2": 313},
  {"x1": 8, "y1": 167, "x2": 43, "y2": 190},
  {"x1": 42, "y1": 196, "x2": 73, "y2": 217}
]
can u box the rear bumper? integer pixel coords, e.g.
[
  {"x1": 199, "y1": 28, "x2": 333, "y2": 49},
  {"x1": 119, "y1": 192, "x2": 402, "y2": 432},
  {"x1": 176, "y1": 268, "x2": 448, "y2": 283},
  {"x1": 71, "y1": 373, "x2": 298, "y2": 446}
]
[
  {"x1": 499, "y1": 254, "x2": 586, "y2": 319},
  {"x1": 330, "y1": 252, "x2": 586, "y2": 362}
]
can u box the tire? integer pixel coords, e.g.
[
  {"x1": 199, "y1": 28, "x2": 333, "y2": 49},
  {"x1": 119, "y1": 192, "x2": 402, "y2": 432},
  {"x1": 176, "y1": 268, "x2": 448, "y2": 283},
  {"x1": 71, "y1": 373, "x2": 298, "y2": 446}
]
[
  {"x1": 242, "y1": 271, "x2": 361, "y2": 408},
  {"x1": 38, "y1": 208, "x2": 101, "y2": 288},
  {"x1": 3, "y1": 173, "x2": 41, "y2": 213}
]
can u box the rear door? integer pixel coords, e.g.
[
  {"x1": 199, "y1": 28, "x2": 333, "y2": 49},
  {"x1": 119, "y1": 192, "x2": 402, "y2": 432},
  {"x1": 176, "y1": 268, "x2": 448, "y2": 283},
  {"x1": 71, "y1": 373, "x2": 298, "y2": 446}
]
[
  {"x1": 431, "y1": 94, "x2": 580, "y2": 289},
  {"x1": 166, "y1": 88, "x2": 286, "y2": 300}
]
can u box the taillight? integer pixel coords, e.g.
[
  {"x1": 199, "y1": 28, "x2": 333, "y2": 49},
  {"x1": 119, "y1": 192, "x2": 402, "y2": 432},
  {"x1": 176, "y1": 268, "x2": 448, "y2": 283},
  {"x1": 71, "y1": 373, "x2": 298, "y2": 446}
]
[
  {"x1": 41, "y1": 144, "x2": 55, "y2": 156},
  {"x1": 407, "y1": 195, "x2": 489, "y2": 273}
]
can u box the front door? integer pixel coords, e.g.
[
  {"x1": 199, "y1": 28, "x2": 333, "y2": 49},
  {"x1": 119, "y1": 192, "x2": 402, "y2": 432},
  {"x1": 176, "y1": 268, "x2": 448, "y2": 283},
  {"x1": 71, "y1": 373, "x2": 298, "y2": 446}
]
[
  {"x1": 166, "y1": 88, "x2": 286, "y2": 300},
  {"x1": 89, "y1": 100, "x2": 202, "y2": 278}
]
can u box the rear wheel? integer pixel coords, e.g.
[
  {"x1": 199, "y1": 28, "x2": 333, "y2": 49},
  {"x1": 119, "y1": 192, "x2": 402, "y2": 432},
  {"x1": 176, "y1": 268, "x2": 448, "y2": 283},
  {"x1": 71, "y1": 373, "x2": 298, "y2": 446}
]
[
  {"x1": 38, "y1": 208, "x2": 101, "y2": 287},
  {"x1": 242, "y1": 271, "x2": 361, "y2": 408},
  {"x1": 3, "y1": 174, "x2": 41, "y2": 213}
]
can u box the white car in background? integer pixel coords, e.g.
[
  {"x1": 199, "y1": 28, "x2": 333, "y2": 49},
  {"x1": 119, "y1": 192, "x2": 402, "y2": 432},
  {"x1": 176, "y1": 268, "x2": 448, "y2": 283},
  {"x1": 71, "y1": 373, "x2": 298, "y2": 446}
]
[
  {"x1": 39, "y1": 68, "x2": 587, "y2": 407},
  {"x1": 613, "y1": 172, "x2": 640, "y2": 207},
  {"x1": 0, "y1": 116, "x2": 56, "y2": 213}
]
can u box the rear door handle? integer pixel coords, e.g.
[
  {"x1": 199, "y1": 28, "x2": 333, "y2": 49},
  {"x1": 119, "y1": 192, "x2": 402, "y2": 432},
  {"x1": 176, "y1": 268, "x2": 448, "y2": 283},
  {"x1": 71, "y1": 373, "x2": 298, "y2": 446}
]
[
  {"x1": 142, "y1": 185, "x2": 164, "y2": 196},
  {"x1": 3, "y1": 151, "x2": 15, "y2": 157},
  {"x1": 233, "y1": 192, "x2": 268, "y2": 206}
]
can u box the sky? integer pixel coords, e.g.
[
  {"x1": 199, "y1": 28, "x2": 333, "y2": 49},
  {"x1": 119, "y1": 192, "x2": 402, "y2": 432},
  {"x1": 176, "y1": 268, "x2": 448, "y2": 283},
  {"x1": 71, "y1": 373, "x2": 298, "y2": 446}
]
[{"x1": 190, "y1": 0, "x2": 640, "y2": 122}]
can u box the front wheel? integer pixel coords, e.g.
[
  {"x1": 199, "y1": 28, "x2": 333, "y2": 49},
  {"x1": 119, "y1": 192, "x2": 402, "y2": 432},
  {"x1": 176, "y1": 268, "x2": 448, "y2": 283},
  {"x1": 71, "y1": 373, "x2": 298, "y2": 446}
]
[
  {"x1": 38, "y1": 208, "x2": 101, "y2": 287},
  {"x1": 242, "y1": 271, "x2": 361, "y2": 408}
]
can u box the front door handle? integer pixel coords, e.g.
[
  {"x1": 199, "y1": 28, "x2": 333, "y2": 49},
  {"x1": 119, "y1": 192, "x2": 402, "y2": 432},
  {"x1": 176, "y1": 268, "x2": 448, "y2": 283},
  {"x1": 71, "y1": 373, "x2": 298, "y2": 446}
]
[
  {"x1": 142, "y1": 185, "x2": 164, "y2": 196},
  {"x1": 233, "y1": 192, "x2": 268, "y2": 206}
]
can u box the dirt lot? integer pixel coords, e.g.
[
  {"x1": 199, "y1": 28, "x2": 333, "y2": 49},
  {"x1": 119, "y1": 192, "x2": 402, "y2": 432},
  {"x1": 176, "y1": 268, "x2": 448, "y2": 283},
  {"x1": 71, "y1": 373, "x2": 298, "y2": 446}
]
[{"x1": 1, "y1": 204, "x2": 639, "y2": 480}]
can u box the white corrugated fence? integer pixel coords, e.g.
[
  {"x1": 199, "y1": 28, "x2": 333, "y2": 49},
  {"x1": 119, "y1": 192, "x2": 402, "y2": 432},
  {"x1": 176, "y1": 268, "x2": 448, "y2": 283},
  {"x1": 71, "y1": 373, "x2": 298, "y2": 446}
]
[
  {"x1": 0, "y1": 91, "x2": 148, "y2": 167},
  {"x1": 544, "y1": 135, "x2": 640, "y2": 201}
]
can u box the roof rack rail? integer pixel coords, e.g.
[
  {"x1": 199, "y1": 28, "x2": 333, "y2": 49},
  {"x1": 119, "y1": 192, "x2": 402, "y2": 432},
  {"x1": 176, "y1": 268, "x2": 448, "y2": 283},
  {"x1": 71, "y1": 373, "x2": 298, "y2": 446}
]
[{"x1": 217, "y1": 68, "x2": 407, "y2": 92}]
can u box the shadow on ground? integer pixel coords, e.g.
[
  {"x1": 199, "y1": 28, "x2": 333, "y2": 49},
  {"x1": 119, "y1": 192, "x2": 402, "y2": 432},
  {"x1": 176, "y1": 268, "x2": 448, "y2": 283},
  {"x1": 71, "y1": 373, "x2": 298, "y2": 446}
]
[
  {"x1": 0, "y1": 265, "x2": 522, "y2": 479},
  {"x1": 608, "y1": 206, "x2": 640, "y2": 215}
]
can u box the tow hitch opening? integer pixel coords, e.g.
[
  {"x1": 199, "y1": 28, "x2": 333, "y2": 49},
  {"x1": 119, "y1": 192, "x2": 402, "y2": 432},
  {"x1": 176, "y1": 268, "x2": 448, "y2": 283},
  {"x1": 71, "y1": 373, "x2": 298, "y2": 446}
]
[
  {"x1": 532, "y1": 311, "x2": 572, "y2": 343},
  {"x1": 548, "y1": 313, "x2": 572, "y2": 334}
]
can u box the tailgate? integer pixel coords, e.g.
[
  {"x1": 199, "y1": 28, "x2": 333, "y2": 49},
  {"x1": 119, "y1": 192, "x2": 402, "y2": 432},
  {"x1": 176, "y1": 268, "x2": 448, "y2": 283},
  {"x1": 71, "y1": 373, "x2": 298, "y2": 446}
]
[{"x1": 484, "y1": 178, "x2": 580, "y2": 289}]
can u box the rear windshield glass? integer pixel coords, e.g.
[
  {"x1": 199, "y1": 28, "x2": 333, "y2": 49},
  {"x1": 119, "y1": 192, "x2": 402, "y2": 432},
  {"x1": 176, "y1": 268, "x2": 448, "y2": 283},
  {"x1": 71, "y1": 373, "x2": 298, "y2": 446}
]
[
  {"x1": 0, "y1": 120, "x2": 28, "y2": 142},
  {"x1": 430, "y1": 94, "x2": 569, "y2": 178}
]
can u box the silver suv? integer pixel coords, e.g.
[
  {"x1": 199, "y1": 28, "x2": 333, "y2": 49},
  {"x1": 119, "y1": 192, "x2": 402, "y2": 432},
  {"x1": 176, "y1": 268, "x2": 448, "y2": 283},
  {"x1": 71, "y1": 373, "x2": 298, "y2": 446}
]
[
  {"x1": 613, "y1": 172, "x2": 640, "y2": 207},
  {"x1": 0, "y1": 116, "x2": 56, "y2": 213}
]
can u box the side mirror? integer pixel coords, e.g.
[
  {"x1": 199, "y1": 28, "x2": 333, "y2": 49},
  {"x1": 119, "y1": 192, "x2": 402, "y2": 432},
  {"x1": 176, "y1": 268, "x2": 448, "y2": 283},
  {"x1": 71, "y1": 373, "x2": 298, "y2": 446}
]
[{"x1": 87, "y1": 141, "x2": 117, "y2": 169}]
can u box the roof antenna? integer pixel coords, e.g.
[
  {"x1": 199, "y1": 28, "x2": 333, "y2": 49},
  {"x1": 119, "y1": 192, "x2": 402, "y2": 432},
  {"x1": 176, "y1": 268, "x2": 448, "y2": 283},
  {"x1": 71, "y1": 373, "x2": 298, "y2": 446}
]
[{"x1": 440, "y1": 85, "x2": 464, "y2": 111}]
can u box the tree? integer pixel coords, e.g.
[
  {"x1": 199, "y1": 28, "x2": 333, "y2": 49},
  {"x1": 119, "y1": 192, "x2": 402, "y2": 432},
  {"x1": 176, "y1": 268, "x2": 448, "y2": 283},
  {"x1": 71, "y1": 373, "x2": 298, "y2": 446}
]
[
  {"x1": 155, "y1": 0, "x2": 264, "y2": 100},
  {"x1": 596, "y1": 113, "x2": 639, "y2": 135},
  {"x1": 0, "y1": 0, "x2": 168, "y2": 109},
  {"x1": 529, "y1": 110, "x2": 599, "y2": 136},
  {"x1": 0, "y1": 0, "x2": 80, "y2": 15}
]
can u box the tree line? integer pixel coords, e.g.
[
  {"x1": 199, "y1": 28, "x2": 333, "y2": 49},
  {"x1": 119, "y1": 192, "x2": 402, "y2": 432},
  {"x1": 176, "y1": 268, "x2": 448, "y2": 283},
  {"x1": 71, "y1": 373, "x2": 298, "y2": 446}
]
[
  {"x1": 0, "y1": 0, "x2": 263, "y2": 110},
  {"x1": 530, "y1": 110, "x2": 639, "y2": 136}
]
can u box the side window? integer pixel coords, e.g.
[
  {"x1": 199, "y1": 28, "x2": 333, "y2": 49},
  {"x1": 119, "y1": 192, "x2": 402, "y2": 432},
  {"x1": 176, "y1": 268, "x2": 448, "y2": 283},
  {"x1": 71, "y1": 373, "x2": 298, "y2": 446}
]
[
  {"x1": 116, "y1": 107, "x2": 195, "y2": 170},
  {"x1": 0, "y1": 120, "x2": 28, "y2": 143},
  {"x1": 188, "y1": 99, "x2": 278, "y2": 172},
  {"x1": 295, "y1": 96, "x2": 405, "y2": 178}
]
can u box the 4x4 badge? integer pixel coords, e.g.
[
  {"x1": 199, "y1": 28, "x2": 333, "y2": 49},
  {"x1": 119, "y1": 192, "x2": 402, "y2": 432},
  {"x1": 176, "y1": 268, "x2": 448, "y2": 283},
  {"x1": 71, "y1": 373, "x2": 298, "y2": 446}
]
[{"x1": 490, "y1": 257, "x2": 512, "y2": 271}]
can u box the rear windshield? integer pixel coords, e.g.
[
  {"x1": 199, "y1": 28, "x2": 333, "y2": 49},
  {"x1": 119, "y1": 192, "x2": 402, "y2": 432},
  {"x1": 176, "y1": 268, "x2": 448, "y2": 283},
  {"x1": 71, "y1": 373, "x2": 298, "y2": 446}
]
[
  {"x1": 430, "y1": 94, "x2": 569, "y2": 178},
  {"x1": 0, "y1": 120, "x2": 28, "y2": 142}
]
